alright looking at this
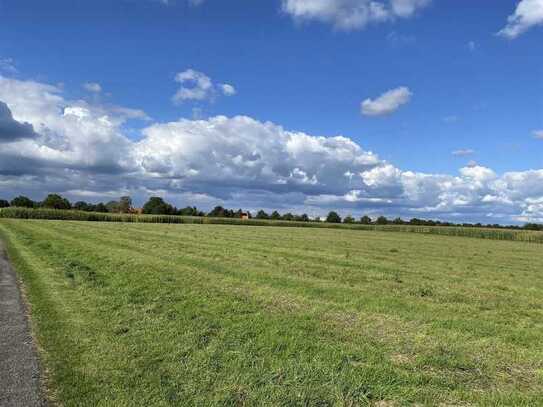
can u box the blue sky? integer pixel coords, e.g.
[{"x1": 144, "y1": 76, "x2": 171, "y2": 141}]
[{"x1": 0, "y1": 0, "x2": 542, "y2": 223}]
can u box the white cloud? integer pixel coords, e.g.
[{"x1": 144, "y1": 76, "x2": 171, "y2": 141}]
[
  {"x1": 467, "y1": 41, "x2": 476, "y2": 51},
  {"x1": 498, "y1": 0, "x2": 543, "y2": 39},
  {"x1": 83, "y1": 82, "x2": 102, "y2": 93},
  {"x1": 281, "y1": 0, "x2": 430, "y2": 30},
  {"x1": 0, "y1": 58, "x2": 17, "y2": 74},
  {"x1": 0, "y1": 75, "x2": 542, "y2": 224},
  {"x1": 172, "y1": 69, "x2": 235, "y2": 104},
  {"x1": 361, "y1": 86, "x2": 412, "y2": 116},
  {"x1": 533, "y1": 129, "x2": 543, "y2": 139},
  {"x1": 220, "y1": 83, "x2": 236, "y2": 96},
  {"x1": 452, "y1": 149, "x2": 475, "y2": 157}
]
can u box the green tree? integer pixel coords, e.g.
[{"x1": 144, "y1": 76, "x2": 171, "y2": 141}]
[
  {"x1": 270, "y1": 211, "x2": 281, "y2": 220},
  {"x1": 282, "y1": 212, "x2": 294, "y2": 221},
  {"x1": 255, "y1": 210, "x2": 269, "y2": 219},
  {"x1": 343, "y1": 215, "x2": 355, "y2": 224},
  {"x1": 94, "y1": 203, "x2": 108, "y2": 213},
  {"x1": 178, "y1": 206, "x2": 203, "y2": 216},
  {"x1": 360, "y1": 215, "x2": 372, "y2": 224},
  {"x1": 42, "y1": 194, "x2": 71, "y2": 210},
  {"x1": 326, "y1": 211, "x2": 341, "y2": 223},
  {"x1": 10, "y1": 196, "x2": 35, "y2": 208},
  {"x1": 376, "y1": 216, "x2": 388, "y2": 225},
  {"x1": 208, "y1": 206, "x2": 226, "y2": 217},
  {"x1": 73, "y1": 201, "x2": 91, "y2": 211},
  {"x1": 119, "y1": 196, "x2": 133, "y2": 213},
  {"x1": 0, "y1": 199, "x2": 9, "y2": 208},
  {"x1": 105, "y1": 200, "x2": 120, "y2": 213},
  {"x1": 143, "y1": 197, "x2": 173, "y2": 215}
]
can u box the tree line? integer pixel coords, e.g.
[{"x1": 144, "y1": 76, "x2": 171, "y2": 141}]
[{"x1": 0, "y1": 194, "x2": 542, "y2": 231}]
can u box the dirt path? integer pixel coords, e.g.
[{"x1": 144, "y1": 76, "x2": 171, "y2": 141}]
[{"x1": 0, "y1": 242, "x2": 47, "y2": 407}]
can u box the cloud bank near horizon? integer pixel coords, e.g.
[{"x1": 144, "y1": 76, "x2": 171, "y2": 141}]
[{"x1": 0, "y1": 74, "x2": 542, "y2": 224}]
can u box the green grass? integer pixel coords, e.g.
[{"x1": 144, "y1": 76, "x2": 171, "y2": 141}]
[
  {"x1": 2, "y1": 207, "x2": 543, "y2": 243},
  {"x1": 1, "y1": 219, "x2": 542, "y2": 406}
]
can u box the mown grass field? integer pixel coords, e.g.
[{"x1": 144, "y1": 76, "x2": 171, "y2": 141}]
[{"x1": 1, "y1": 219, "x2": 542, "y2": 406}]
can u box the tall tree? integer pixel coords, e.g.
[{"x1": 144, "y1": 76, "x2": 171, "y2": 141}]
[
  {"x1": 360, "y1": 215, "x2": 372, "y2": 224},
  {"x1": 326, "y1": 211, "x2": 341, "y2": 223},
  {"x1": 10, "y1": 196, "x2": 35, "y2": 208},
  {"x1": 42, "y1": 194, "x2": 71, "y2": 210},
  {"x1": 256, "y1": 210, "x2": 269, "y2": 219},
  {"x1": 143, "y1": 197, "x2": 173, "y2": 215},
  {"x1": 270, "y1": 211, "x2": 281, "y2": 220},
  {"x1": 343, "y1": 215, "x2": 355, "y2": 224}
]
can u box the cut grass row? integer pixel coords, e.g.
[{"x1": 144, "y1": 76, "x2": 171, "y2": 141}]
[
  {"x1": 0, "y1": 219, "x2": 542, "y2": 405},
  {"x1": 2, "y1": 207, "x2": 542, "y2": 243}
]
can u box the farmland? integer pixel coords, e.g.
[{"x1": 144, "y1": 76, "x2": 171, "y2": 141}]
[{"x1": 1, "y1": 219, "x2": 542, "y2": 406}]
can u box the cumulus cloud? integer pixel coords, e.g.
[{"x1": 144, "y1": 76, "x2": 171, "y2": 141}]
[
  {"x1": 0, "y1": 74, "x2": 542, "y2": 224},
  {"x1": 361, "y1": 86, "x2": 411, "y2": 116},
  {"x1": 172, "y1": 69, "x2": 236, "y2": 104},
  {"x1": 533, "y1": 129, "x2": 543, "y2": 139},
  {"x1": 281, "y1": 0, "x2": 430, "y2": 30},
  {"x1": 220, "y1": 83, "x2": 236, "y2": 96},
  {"x1": 498, "y1": 0, "x2": 543, "y2": 39},
  {"x1": 83, "y1": 82, "x2": 102, "y2": 93},
  {"x1": 452, "y1": 149, "x2": 475, "y2": 157},
  {"x1": 0, "y1": 101, "x2": 37, "y2": 142}
]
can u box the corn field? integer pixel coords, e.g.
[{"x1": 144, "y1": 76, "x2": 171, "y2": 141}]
[{"x1": 1, "y1": 207, "x2": 542, "y2": 243}]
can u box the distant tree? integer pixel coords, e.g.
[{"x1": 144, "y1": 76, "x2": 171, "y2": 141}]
[
  {"x1": 208, "y1": 206, "x2": 226, "y2": 217},
  {"x1": 326, "y1": 211, "x2": 341, "y2": 223},
  {"x1": 376, "y1": 216, "x2": 388, "y2": 225},
  {"x1": 178, "y1": 206, "x2": 203, "y2": 216},
  {"x1": 73, "y1": 201, "x2": 91, "y2": 211},
  {"x1": 119, "y1": 196, "x2": 133, "y2": 213},
  {"x1": 270, "y1": 211, "x2": 281, "y2": 220},
  {"x1": 282, "y1": 212, "x2": 294, "y2": 221},
  {"x1": 256, "y1": 210, "x2": 269, "y2": 219},
  {"x1": 299, "y1": 213, "x2": 309, "y2": 222},
  {"x1": 10, "y1": 196, "x2": 35, "y2": 208},
  {"x1": 0, "y1": 199, "x2": 9, "y2": 208},
  {"x1": 343, "y1": 215, "x2": 355, "y2": 224},
  {"x1": 42, "y1": 194, "x2": 71, "y2": 210},
  {"x1": 360, "y1": 215, "x2": 372, "y2": 224},
  {"x1": 392, "y1": 217, "x2": 404, "y2": 225},
  {"x1": 524, "y1": 223, "x2": 543, "y2": 231},
  {"x1": 94, "y1": 202, "x2": 108, "y2": 213},
  {"x1": 313, "y1": 216, "x2": 321, "y2": 222},
  {"x1": 106, "y1": 200, "x2": 120, "y2": 213},
  {"x1": 143, "y1": 197, "x2": 173, "y2": 215}
]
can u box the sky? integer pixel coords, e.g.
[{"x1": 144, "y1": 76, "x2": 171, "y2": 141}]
[{"x1": 0, "y1": 0, "x2": 542, "y2": 224}]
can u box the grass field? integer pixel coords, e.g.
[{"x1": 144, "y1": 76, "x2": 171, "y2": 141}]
[{"x1": 1, "y1": 219, "x2": 542, "y2": 406}]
